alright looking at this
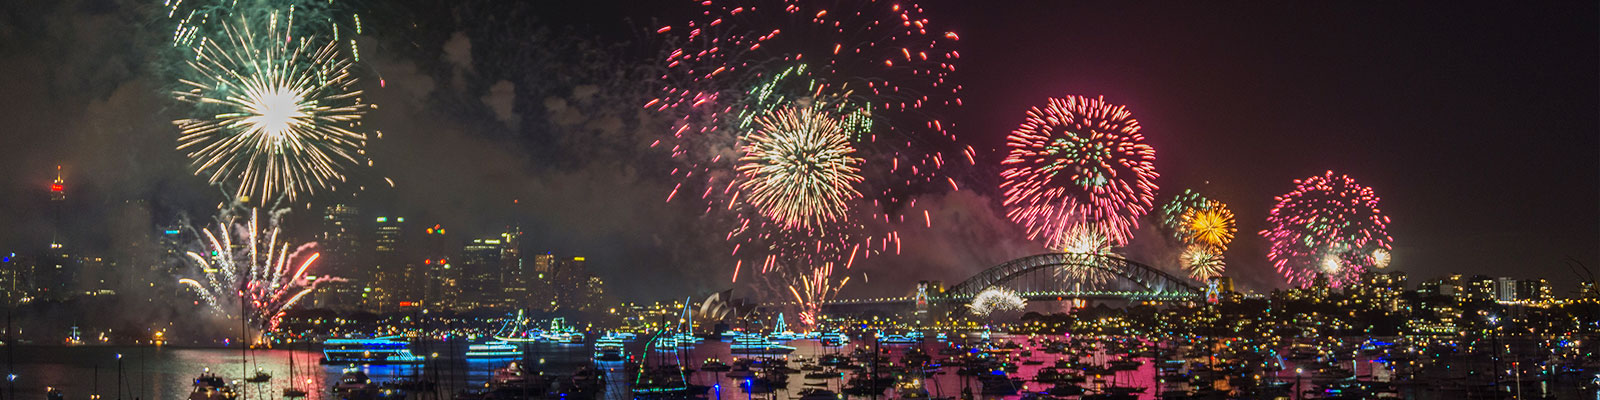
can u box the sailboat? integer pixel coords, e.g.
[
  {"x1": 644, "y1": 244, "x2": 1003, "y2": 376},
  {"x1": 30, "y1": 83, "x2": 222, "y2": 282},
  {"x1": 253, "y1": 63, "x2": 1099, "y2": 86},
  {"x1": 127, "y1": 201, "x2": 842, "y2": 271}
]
[{"x1": 282, "y1": 341, "x2": 308, "y2": 397}]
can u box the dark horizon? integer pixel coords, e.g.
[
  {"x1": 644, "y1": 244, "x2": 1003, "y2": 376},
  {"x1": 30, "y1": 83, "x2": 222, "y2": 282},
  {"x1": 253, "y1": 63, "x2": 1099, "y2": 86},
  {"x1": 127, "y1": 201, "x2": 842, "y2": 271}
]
[{"x1": 0, "y1": 0, "x2": 1594, "y2": 301}]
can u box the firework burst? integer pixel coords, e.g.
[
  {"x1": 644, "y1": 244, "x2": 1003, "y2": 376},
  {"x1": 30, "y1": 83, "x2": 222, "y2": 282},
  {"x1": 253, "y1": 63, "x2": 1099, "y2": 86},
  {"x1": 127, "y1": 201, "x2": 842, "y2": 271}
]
[
  {"x1": 1001, "y1": 95, "x2": 1158, "y2": 248},
  {"x1": 1182, "y1": 201, "x2": 1237, "y2": 251},
  {"x1": 176, "y1": 207, "x2": 337, "y2": 338},
  {"x1": 968, "y1": 287, "x2": 1026, "y2": 316},
  {"x1": 738, "y1": 105, "x2": 864, "y2": 230},
  {"x1": 173, "y1": 14, "x2": 371, "y2": 205},
  {"x1": 787, "y1": 263, "x2": 851, "y2": 328},
  {"x1": 1159, "y1": 189, "x2": 1210, "y2": 239},
  {"x1": 1261, "y1": 171, "x2": 1393, "y2": 287},
  {"x1": 1180, "y1": 245, "x2": 1226, "y2": 281},
  {"x1": 652, "y1": 0, "x2": 965, "y2": 285}
]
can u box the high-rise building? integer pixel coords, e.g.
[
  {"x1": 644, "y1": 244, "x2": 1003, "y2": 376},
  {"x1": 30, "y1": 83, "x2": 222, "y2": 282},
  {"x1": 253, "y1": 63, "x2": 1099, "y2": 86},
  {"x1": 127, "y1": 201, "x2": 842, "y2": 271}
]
[
  {"x1": 1464, "y1": 275, "x2": 1496, "y2": 303},
  {"x1": 369, "y1": 216, "x2": 410, "y2": 313},
  {"x1": 529, "y1": 253, "x2": 556, "y2": 311},
  {"x1": 420, "y1": 224, "x2": 458, "y2": 311},
  {"x1": 38, "y1": 166, "x2": 74, "y2": 300},
  {"x1": 552, "y1": 256, "x2": 588, "y2": 311},
  {"x1": 0, "y1": 253, "x2": 34, "y2": 305},
  {"x1": 1514, "y1": 279, "x2": 1551, "y2": 303},
  {"x1": 460, "y1": 237, "x2": 506, "y2": 310},
  {"x1": 314, "y1": 204, "x2": 365, "y2": 311},
  {"x1": 1494, "y1": 277, "x2": 1516, "y2": 303},
  {"x1": 500, "y1": 227, "x2": 526, "y2": 309}
]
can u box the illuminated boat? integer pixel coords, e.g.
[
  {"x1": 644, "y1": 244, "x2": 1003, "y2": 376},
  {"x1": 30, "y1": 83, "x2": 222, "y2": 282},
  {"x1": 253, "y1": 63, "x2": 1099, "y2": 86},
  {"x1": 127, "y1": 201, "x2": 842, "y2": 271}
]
[
  {"x1": 730, "y1": 334, "x2": 796, "y2": 354},
  {"x1": 593, "y1": 337, "x2": 626, "y2": 361},
  {"x1": 466, "y1": 341, "x2": 520, "y2": 358},
  {"x1": 320, "y1": 336, "x2": 426, "y2": 365}
]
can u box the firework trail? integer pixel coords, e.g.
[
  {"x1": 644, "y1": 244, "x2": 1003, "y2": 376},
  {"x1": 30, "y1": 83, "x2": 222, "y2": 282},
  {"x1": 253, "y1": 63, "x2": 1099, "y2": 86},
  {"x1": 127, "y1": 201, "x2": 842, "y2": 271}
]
[
  {"x1": 1052, "y1": 225, "x2": 1116, "y2": 287},
  {"x1": 162, "y1": 0, "x2": 368, "y2": 61},
  {"x1": 1001, "y1": 95, "x2": 1158, "y2": 249},
  {"x1": 176, "y1": 207, "x2": 337, "y2": 337},
  {"x1": 739, "y1": 104, "x2": 864, "y2": 230},
  {"x1": 173, "y1": 13, "x2": 372, "y2": 205},
  {"x1": 1261, "y1": 171, "x2": 1392, "y2": 287},
  {"x1": 1180, "y1": 245, "x2": 1226, "y2": 281},
  {"x1": 967, "y1": 287, "x2": 1025, "y2": 316},
  {"x1": 652, "y1": 0, "x2": 965, "y2": 286},
  {"x1": 786, "y1": 263, "x2": 852, "y2": 328}
]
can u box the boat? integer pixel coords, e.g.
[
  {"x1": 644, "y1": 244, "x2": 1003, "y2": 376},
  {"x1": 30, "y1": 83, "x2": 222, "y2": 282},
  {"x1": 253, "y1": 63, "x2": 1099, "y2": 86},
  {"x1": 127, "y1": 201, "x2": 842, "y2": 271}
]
[
  {"x1": 321, "y1": 336, "x2": 426, "y2": 365},
  {"x1": 798, "y1": 388, "x2": 845, "y2": 400},
  {"x1": 189, "y1": 370, "x2": 239, "y2": 400},
  {"x1": 729, "y1": 334, "x2": 796, "y2": 354},
  {"x1": 465, "y1": 340, "x2": 520, "y2": 358},
  {"x1": 819, "y1": 332, "x2": 849, "y2": 346},
  {"x1": 700, "y1": 359, "x2": 731, "y2": 371},
  {"x1": 594, "y1": 336, "x2": 626, "y2": 361},
  {"x1": 895, "y1": 376, "x2": 930, "y2": 398},
  {"x1": 244, "y1": 368, "x2": 271, "y2": 383},
  {"x1": 331, "y1": 369, "x2": 379, "y2": 399}
]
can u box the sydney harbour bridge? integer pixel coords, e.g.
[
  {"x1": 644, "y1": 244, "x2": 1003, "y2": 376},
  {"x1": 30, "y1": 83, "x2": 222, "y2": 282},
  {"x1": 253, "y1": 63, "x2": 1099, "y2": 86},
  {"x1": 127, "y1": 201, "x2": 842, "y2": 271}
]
[{"x1": 762, "y1": 253, "x2": 1207, "y2": 313}]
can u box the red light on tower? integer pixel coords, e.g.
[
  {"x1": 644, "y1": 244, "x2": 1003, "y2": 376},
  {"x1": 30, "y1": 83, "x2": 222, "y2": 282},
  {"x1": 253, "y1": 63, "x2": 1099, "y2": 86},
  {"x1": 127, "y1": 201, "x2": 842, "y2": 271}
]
[{"x1": 50, "y1": 165, "x2": 65, "y2": 201}]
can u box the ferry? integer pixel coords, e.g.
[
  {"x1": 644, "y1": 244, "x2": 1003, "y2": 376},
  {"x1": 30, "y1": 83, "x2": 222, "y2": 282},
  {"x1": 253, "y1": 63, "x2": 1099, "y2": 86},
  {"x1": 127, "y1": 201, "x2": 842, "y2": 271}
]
[
  {"x1": 594, "y1": 336, "x2": 626, "y2": 361},
  {"x1": 730, "y1": 334, "x2": 796, "y2": 354},
  {"x1": 465, "y1": 340, "x2": 520, "y2": 358},
  {"x1": 321, "y1": 336, "x2": 426, "y2": 365},
  {"x1": 819, "y1": 332, "x2": 850, "y2": 346}
]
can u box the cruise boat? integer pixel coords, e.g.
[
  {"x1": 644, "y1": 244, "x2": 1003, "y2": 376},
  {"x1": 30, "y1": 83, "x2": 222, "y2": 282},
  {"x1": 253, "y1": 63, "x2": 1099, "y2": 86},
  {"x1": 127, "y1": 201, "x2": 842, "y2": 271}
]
[
  {"x1": 465, "y1": 340, "x2": 520, "y2": 358},
  {"x1": 730, "y1": 334, "x2": 796, "y2": 354},
  {"x1": 321, "y1": 336, "x2": 426, "y2": 365},
  {"x1": 819, "y1": 332, "x2": 849, "y2": 346},
  {"x1": 594, "y1": 336, "x2": 626, "y2": 361}
]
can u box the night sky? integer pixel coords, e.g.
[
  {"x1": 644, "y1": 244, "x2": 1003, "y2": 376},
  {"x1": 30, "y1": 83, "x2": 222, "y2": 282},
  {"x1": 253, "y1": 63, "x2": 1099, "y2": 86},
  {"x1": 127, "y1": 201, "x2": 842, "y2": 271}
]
[{"x1": 0, "y1": 0, "x2": 1594, "y2": 300}]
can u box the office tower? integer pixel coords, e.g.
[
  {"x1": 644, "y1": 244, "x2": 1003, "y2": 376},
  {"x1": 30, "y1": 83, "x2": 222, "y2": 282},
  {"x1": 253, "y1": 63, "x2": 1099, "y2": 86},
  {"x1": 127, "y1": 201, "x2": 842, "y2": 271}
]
[
  {"x1": 369, "y1": 216, "x2": 409, "y2": 313},
  {"x1": 316, "y1": 204, "x2": 364, "y2": 311},
  {"x1": 460, "y1": 237, "x2": 506, "y2": 310}
]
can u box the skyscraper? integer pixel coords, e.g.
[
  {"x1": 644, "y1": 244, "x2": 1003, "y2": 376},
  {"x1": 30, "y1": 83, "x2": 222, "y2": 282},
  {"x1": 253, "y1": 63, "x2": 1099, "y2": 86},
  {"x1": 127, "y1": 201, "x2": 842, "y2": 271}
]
[
  {"x1": 500, "y1": 227, "x2": 526, "y2": 310},
  {"x1": 420, "y1": 224, "x2": 458, "y2": 311},
  {"x1": 39, "y1": 166, "x2": 73, "y2": 299},
  {"x1": 460, "y1": 237, "x2": 506, "y2": 310},
  {"x1": 529, "y1": 253, "x2": 556, "y2": 311},
  {"x1": 316, "y1": 204, "x2": 365, "y2": 310},
  {"x1": 369, "y1": 216, "x2": 409, "y2": 313}
]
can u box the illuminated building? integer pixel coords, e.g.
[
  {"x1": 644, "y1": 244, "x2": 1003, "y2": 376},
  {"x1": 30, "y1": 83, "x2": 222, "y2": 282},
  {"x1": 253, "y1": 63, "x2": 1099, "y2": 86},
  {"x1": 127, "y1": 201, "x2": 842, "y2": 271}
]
[
  {"x1": 421, "y1": 224, "x2": 459, "y2": 311},
  {"x1": 0, "y1": 253, "x2": 34, "y2": 305},
  {"x1": 38, "y1": 165, "x2": 74, "y2": 299},
  {"x1": 1513, "y1": 279, "x2": 1551, "y2": 303},
  {"x1": 1494, "y1": 277, "x2": 1516, "y2": 303},
  {"x1": 369, "y1": 216, "x2": 409, "y2": 313},
  {"x1": 460, "y1": 237, "x2": 506, "y2": 310},
  {"x1": 315, "y1": 204, "x2": 365, "y2": 311},
  {"x1": 499, "y1": 226, "x2": 526, "y2": 309},
  {"x1": 529, "y1": 253, "x2": 556, "y2": 311},
  {"x1": 1352, "y1": 271, "x2": 1406, "y2": 311},
  {"x1": 550, "y1": 256, "x2": 603, "y2": 312}
]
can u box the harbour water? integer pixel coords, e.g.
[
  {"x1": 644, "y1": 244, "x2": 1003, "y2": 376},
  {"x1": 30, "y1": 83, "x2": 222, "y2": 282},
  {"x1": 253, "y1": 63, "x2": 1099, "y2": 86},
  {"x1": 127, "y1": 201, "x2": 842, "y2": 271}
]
[{"x1": 3, "y1": 334, "x2": 1592, "y2": 399}]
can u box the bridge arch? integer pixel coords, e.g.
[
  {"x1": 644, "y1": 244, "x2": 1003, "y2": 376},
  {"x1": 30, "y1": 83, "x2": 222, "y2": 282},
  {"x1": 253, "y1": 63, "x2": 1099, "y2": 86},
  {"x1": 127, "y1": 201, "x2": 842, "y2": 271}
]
[{"x1": 942, "y1": 252, "x2": 1203, "y2": 301}]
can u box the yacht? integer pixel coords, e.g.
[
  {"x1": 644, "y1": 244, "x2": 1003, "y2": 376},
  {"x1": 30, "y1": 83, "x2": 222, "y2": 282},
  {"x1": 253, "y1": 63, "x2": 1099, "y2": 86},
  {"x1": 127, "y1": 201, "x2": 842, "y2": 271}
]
[
  {"x1": 331, "y1": 370, "x2": 379, "y2": 399},
  {"x1": 321, "y1": 336, "x2": 426, "y2": 365},
  {"x1": 730, "y1": 334, "x2": 796, "y2": 354},
  {"x1": 188, "y1": 370, "x2": 239, "y2": 400},
  {"x1": 465, "y1": 340, "x2": 520, "y2": 358}
]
